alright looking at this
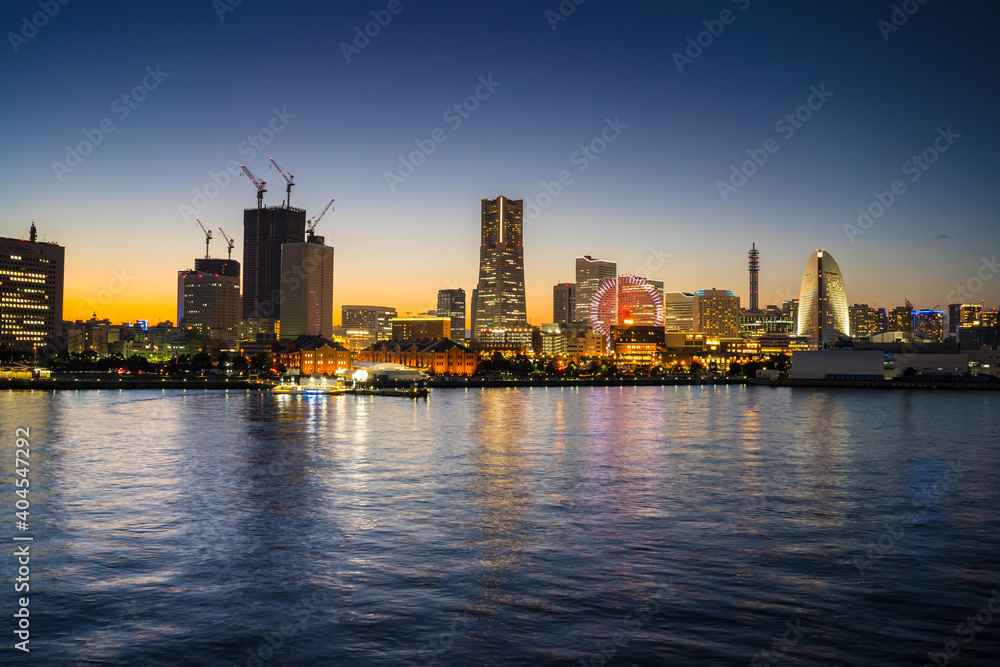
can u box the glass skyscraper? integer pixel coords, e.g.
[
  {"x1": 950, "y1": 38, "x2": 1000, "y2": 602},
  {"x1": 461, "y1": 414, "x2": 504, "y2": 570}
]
[{"x1": 797, "y1": 249, "x2": 850, "y2": 349}]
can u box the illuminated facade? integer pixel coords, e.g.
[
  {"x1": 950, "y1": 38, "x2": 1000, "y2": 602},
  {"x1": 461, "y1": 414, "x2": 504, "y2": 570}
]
[
  {"x1": 473, "y1": 196, "x2": 526, "y2": 339},
  {"x1": 664, "y1": 292, "x2": 695, "y2": 331},
  {"x1": 280, "y1": 237, "x2": 334, "y2": 339},
  {"x1": 913, "y1": 309, "x2": 944, "y2": 342},
  {"x1": 693, "y1": 289, "x2": 740, "y2": 338},
  {"x1": 358, "y1": 338, "x2": 478, "y2": 375},
  {"x1": 612, "y1": 325, "x2": 664, "y2": 367},
  {"x1": 275, "y1": 335, "x2": 350, "y2": 375},
  {"x1": 849, "y1": 303, "x2": 886, "y2": 338},
  {"x1": 0, "y1": 224, "x2": 64, "y2": 353},
  {"x1": 574, "y1": 255, "x2": 616, "y2": 325},
  {"x1": 796, "y1": 250, "x2": 850, "y2": 349}
]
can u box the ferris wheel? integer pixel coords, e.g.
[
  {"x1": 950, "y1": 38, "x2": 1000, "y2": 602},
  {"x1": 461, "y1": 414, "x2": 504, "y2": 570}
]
[{"x1": 589, "y1": 275, "x2": 665, "y2": 346}]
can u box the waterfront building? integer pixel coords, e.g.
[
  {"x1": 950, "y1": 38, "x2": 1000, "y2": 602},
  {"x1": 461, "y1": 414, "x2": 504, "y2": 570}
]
[
  {"x1": 472, "y1": 196, "x2": 526, "y2": 338},
  {"x1": 740, "y1": 305, "x2": 795, "y2": 338},
  {"x1": 796, "y1": 249, "x2": 850, "y2": 349},
  {"x1": 436, "y1": 289, "x2": 467, "y2": 344},
  {"x1": 391, "y1": 316, "x2": 451, "y2": 341},
  {"x1": 470, "y1": 325, "x2": 534, "y2": 353},
  {"x1": 358, "y1": 338, "x2": 478, "y2": 375},
  {"x1": 177, "y1": 270, "x2": 241, "y2": 340},
  {"x1": 887, "y1": 305, "x2": 913, "y2": 334},
  {"x1": 342, "y1": 305, "x2": 396, "y2": 342},
  {"x1": 693, "y1": 289, "x2": 740, "y2": 338},
  {"x1": 574, "y1": 256, "x2": 616, "y2": 326},
  {"x1": 612, "y1": 325, "x2": 664, "y2": 367},
  {"x1": 849, "y1": 303, "x2": 886, "y2": 339},
  {"x1": 280, "y1": 235, "x2": 334, "y2": 339},
  {"x1": 0, "y1": 222, "x2": 65, "y2": 354},
  {"x1": 274, "y1": 335, "x2": 350, "y2": 375},
  {"x1": 552, "y1": 283, "x2": 575, "y2": 326},
  {"x1": 242, "y1": 205, "x2": 306, "y2": 321}
]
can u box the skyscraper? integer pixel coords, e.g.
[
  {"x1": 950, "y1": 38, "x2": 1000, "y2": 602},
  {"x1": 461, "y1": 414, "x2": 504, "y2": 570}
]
[
  {"x1": 473, "y1": 196, "x2": 526, "y2": 338},
  {"x1": 574, "y1": 255, "x2": 616, "y2": 325},
  {"x1": 242, "y1": 205, "x2": 306, "y2": 320},
  {"x1": 849, "y1": 303, "x2": 886, "y2": 338},
  {"x1": 279, "y1": 235, "x2": 334, "y2": 339},
  {"x1": 0, "y1": 222, "x2": 64, "y2": 354},
  {"x1": 748, "y1": 243, "x2": 760, "y2": 312},
  {"x1": 664, "y1": 291, "x2": 695, "y2": 331},
  {"x1": 552, "y1": 282, "x2": 575, "y2": 326},
  {"x1": 796, "y1": 249, "x2": 850, "y2": 349},
  {"x1": 437, "y1": 288, "x2": 467, "y2": 343},
  {"x1": 195, "y1": 257, "x2": 240, "y2": 279}
]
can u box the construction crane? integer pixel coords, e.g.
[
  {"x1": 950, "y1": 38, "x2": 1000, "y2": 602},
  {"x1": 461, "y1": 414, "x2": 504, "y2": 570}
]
[
  {"x1": 307, "y1": 197, "x2": 335, "y2": 236},
  {"x1": 240, "y1": 165, "x2": 267, "y2": 209},
  {"x1": 269, "y1": 157, "x2": 295, "y2": 207},
  {"x1": 195, "y1": 218, "x2": 213, "y2": 259},
  {"x1": 218, "y1": 227, "x2": 235, "y2": 260}
]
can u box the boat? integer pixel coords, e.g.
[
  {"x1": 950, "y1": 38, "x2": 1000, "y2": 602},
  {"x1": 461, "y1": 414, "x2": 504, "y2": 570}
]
[{"x1": 271, "y1": 381, "x2": 346, "y2": 395}]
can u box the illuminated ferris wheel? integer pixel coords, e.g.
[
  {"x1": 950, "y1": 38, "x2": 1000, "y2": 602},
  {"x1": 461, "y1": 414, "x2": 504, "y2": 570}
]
[{"x1": 590, "y1": 275, "x2": 665, "y2": 348}]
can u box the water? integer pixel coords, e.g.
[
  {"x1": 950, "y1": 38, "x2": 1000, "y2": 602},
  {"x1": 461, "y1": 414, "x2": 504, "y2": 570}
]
[{"x1": 1, "y1": 386, "x2": 999, "y2": 665}]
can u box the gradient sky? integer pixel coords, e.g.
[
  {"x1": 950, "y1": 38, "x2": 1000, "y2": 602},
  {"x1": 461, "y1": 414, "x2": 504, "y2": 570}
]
[{"x1": 3, "y1": 0, "x2": 999, "y2": 326}]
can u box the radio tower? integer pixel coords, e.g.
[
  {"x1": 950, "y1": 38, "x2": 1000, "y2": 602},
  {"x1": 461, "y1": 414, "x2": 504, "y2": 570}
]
[{"x1": 748, "y1": 243, "x2": 760, "y2": 312}]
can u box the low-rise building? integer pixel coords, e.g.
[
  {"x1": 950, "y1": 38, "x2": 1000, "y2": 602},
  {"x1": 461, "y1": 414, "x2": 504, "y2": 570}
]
[
  {"x1": 274, "y1": 335, "x2": 351, "y2": 376},
  {"x1": 357, "y1": 338, "x2": 478, "y2": 375}
]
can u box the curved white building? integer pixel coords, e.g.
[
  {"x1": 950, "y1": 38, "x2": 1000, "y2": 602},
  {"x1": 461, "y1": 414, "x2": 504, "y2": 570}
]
[{"x1": 797, "y1": 249, "x2": 850, "y2": 348}]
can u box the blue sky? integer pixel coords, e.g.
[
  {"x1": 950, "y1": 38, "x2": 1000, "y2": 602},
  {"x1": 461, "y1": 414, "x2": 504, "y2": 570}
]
[{"x1": 2, "y1": 0, "x2": 998, "y2": 324}]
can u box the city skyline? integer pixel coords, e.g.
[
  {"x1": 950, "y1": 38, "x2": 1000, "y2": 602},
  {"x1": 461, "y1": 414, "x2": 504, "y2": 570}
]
[{"x1": 2, "y1": 2, "x2": 999, "y2": 325}]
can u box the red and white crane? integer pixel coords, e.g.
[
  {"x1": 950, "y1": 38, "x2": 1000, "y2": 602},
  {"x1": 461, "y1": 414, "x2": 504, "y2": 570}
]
[{"x1": 307, "y1": 197, "x2": 335, "y2": 236}]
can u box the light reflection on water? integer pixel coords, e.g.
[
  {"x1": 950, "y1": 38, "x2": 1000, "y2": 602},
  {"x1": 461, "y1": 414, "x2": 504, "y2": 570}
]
[{"x1": 1, "y1": 386, "x2": 998, "y2": 665}]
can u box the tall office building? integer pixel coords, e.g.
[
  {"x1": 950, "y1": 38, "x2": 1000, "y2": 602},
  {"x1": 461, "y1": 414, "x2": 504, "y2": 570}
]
[
  {"x1": 849, "y1": 303, "x2": 886, "y2": 338},
  {"x1": 242, "y1": 205, "x2": 306, "y2": 320},
  {"x1": 437, "y1": 288, "x2": 467, "y2": 343},
  {"x1": 342, "y1": 305, "x2": 396, "y2": 342},
  {"x1": 280, "y1": 235, "x2": 334, "y2": 339},
  {"x1": 796, "y1": 249, "x2": 850, "y2": 349},
  {"x1": 0, "y1": 222, "x2": 65, "y2": 354},
  {"x1": 693, "y1": 289, "x2": 740, "y2": 338},
  {"x1": 473, "y1": 196, "x2": 526, "y2": 338},
  {"x1": 574, "y1": 255, "x2": 616, "y2": 325},
  {"x1": 195, "y1": 257, "x2": 240, "y2": 279},
  {"x1": 177, "y1": 270, "x2": 240, "y2": 339},
  {"x1": 552, "y1": 282, "x2": 576, "y2": 326},
  {"x1": 664, "y1": 292, "x2": 695, "y2": 331},
  {"x1": 748, "y1": 243, "x2": 760, "y2": 312},
  {"x1": 888, "y1": 305, "x2": 913, "y2": 333},
  {"x1": 391, "y1": 316, "x2": 451, "y2": 341},
  {"x1": 948, "y1": 303, "x2": 982, "y2": 334}
]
